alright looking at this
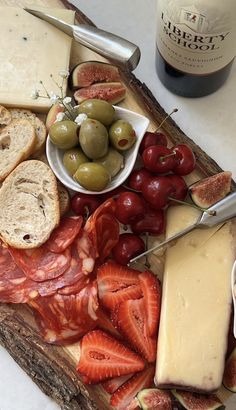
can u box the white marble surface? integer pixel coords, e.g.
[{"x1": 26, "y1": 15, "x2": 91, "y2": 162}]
[{"x1": 0, "y1": 0, "x2": 236, "y2": 409}]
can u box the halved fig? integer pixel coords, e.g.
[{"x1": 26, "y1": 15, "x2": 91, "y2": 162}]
[
  {"x1": 137, "y1": 388, "x2": 172, "y2": 410},
  {"x1": 172, "y1": 390, "x2": 225, "y2": 410},
  {"x1": 223, "y1": 346, "x2": 236, "y2": 393},
  {"x1": 189, "y1": 171, "x2": 232, "y2": 208},
  {"x1": 74, "y1": 82, "x2": 126, "y2": 105},
  {"x1": 69, "y1": 61, "x2": 121, "y2": 89},
  {"x1": 46, "y1": 103, "x2": 64, "y2": 131}
]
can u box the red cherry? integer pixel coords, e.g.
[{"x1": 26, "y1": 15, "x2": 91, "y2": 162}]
[
  {"x1": 167, "y1": 175, "x2": 188, "y2": 201},
  {"x1": 127, "y1": 168, "x2": 152, "y2": 192},
  {"x1": 112, "y1": 233, "x2": 145, "y2": 265},
  {"x1": 71, "y1": 193, "x2": 101, "y2": 217},
  {"x1": 131, "y1": 208, "x2": 166, "y2": 236},
  {"x1": 142, "y1": 176, "x2": 174, "y2": 209},
  {"x1": 139, "y1": 131, "x2": 168, "y2": 154},
  {"x1": 142, "y1": 145, "x2": 176, "y2": 174},
  {"x1": 115, "y1": 192, "x2": 145, "y2": 225},
  {"x1": 101, "y1": 186, "x2": 126, "y2": 201},
  {"x1": 172, "y1": 144, "x2": 196, "y2": 175}
]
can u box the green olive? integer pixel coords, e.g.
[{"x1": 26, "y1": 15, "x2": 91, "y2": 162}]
[
  {"x1": 94, "y1": 148, "x2": 124, "y2": 178},
  {"x1": 49, "y1": 120, "x2": 79, "y2": 149},
  {"x1": 79, "y1": 119, "x2": 108, "y2": 159},
  {"x1": 74, "y1": 163, "x2": 110, "y2": 191},
  {"x1": 109, "y1": 120, "x2": 136, "y2": 151},
  {"x1": 63, "y1": 148, "x2": 89, "y2": 176},
  {"x1": 78, "y1": 99, "x2": 115, "y2": 126}
]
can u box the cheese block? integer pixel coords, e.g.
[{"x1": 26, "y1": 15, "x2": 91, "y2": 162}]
[
  {"x1": 0, "y1": 7, "x2": 74, "y2": 112},
  {"x1": 155, "y1": 205, "x2": 234, "y2": 393}
]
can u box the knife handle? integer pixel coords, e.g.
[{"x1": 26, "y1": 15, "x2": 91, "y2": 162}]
[{"x1": 73, "y1": 24, "x2": 140, "y2": 71}]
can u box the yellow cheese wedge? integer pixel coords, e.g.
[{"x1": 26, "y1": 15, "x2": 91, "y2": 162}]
[
  {"x1": 0, "y1": 7, "x2": 74, "y2": 112},
  {"x1": 155, "y1": 205, "x2": 234, "y2": 393}
]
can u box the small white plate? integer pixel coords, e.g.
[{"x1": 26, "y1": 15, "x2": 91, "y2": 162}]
[{"x1": 46, "y1": 106, "x2": 150, "y2": 195}]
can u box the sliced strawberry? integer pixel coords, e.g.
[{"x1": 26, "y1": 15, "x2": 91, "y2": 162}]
[
  {"x1": 96, "y1": 307, "x2": 121, "y2": 339},
  {"x1": 110, "y1": 366, "x2": 155, "y2": 410},
  {"x1": 116, "y1": 298, "x2": 156, "y2": 363},
  {"x1": 77, "y1": 330, "x2": 145, "y2": 384},
  {"x1": 139, "y1": 271, "x2": 161, "y2": 337},
  {"x1": 97, "y1": 261, "x2": 142, "y2": 310},
  {"x1": 102, "y1": 373, "x2": 134, "y2": 394}
]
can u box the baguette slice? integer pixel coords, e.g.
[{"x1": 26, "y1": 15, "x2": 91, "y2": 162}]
[
  {"x1": 0, "y1": 160, "x2": 60, "y2": 248},
  {"x1": 9, "y1": 108, "x2": 46, "y2": 155},
  {"x1": 0, "y1": 119, "x2": 36, "y2": 181}
]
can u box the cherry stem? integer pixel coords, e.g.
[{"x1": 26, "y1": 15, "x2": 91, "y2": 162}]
[
  {"x1": 168, "y1": 197, "x2": 216, "y2": 216},
  {"x1": 155, "y1": 108, "x2": 178, "y2": 133},
  {"x1": 160, "y1": 152, "x2": 176, "y2": 162},
  {"x1": 122, "y1": 184, "x2": 141, "y2": 193},
  {"x1": 145, "y1": 233, "x2": 151, "y2": 269}
]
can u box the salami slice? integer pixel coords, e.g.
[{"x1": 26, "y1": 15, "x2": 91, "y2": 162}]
[
  {"x1": 45, "y1": 216, "x2": 83, "y2": 253},
  {"x1": 10, "y1": 245, "x2": 71, "y2": 282},
  {"x1": 29, "y1": 281, "x2": 99, "y2": 344},
  {"x1": 0, "y1": 242, "x2": 39, "y2": 303},
  {"x1": 73, "y1": 229, "x2": 96, "y2": 275},
  {"x1": 85, "y1": 199, "x2": 119, "y2": 261}
]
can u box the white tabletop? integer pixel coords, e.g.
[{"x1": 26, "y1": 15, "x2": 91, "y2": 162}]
[{"x1": 0, "y1": 0, "x2": 236, "y2": 409}]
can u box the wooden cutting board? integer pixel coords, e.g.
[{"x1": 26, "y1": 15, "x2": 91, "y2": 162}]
[{"x1": 0, "y1": 0, "x2": 235, "y2": 409}]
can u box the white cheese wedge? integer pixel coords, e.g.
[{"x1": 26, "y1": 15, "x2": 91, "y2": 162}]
[
  {"x1": 0, "y1": 7, "x2": 74, "y2": 112},
  {"x1": 155, "y1": 205, "x2": 234, "y2": 392}
]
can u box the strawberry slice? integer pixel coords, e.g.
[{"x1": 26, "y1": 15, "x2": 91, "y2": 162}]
[
  {"x1": 110, "y1": 366, "x2": 155, "y2": 410},
  {"x1": 102, "y1": 373, "x2": 134, "y2": 394},
  {"x1": 96, "y1": 307, "x2": 121, "y2": 339},
  {"x1": 139, "y1": 271, "x2": 161, "y2": 337},
  {"x1": 115, "y1": 298, "x2": 156, "y2": 363},
  {"x1": 97, "y1": 261, "x2": 142, "y2": 310},
  {"x1": 77, "y1": 330, "x2": 145, "y2": 384}
]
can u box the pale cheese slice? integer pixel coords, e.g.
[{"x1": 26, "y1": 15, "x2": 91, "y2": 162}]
[
  {"x1": 0, "y1": 7, "x2": 74, "y2": 112},
  {"x1": 155, "y1": 205, "x2": 234, "y2": 392}
]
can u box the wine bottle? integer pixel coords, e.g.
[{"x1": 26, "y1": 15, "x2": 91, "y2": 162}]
[{"x1": 156, "y1": 0, "x2": 236, "y2": 97}]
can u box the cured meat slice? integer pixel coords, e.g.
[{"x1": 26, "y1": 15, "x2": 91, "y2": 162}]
[
  {"x1": 29, "y1": 281, "x2": 99, "y2": 344},
  {"x1": 10, "y1": 245, "x2": 71, "y2": 282},
  {"x1": 85, "y1": 198, "x2": 119, "y2": 261},
  {"x1": 73, "y1": 229, "x2": 96, "y2": 275},
  {"x1": 45, "y1": 216, "x2": 83, "y2": 253},
  {"x1": 0, "y1": 242, "x2": 39, "y2": 303}
]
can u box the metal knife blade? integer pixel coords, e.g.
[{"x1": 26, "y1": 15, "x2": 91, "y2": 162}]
[{"x1": 24, "y1": 8, "x2": 140, "y2": 71}]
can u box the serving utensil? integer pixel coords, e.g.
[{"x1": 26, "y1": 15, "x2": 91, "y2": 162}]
[
  {"x1": 130, "y1": 191, "x2": 236, "y2": 263},
  {"x1": 231, "y1": 260, "x2": 236, "y2": 338},
  {"x1": 24, "y1": 8, "x2": 140, "y2": 71}
]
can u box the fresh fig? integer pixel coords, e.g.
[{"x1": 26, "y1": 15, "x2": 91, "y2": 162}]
[
  {"x1": 46, "y1": 103, "x2": 64, "y2": 131},
  {"x1": 74, "y1": 82, "x2": 126, "y2": 105},
  {"x1": 223, "y1": 346, "x2": 236, "y2": 393},
  {"x1": 189, "y1": 171, "x2": 232, "y2": 209},
  {"x1": 69, "y1": 61, "x2": 121, "y2": 89},
  {"x1": 137, "y1": 388, "x2": 172, "y2": 410},
  {"x1": 171, "y1": 390, "x2": 225, "y2": 410}
]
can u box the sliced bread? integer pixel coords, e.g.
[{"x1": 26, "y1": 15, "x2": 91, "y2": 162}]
[
  {"x1": 9, "y1": 108, "x2": 46, "y2": 155},
  {"x1": 0, "y1": 105, "x2": 11, "y2": 126},
  {"x1": 0, "y1": 119, "x2": 36, "y2": 181},
  {"x1": 57, "y1": 182, "x2": 70, "y2": 216},
  {"x1": 0, "y1": 160, "x2": 60, "y2": 249}
]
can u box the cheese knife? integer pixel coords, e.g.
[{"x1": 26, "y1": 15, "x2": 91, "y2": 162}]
[
  {"x1": 130, "y1": 191, "x2": 236, "y2": 263},
  {"x1": 24, "y1": 8, "x2": 140, "y2": 71}
]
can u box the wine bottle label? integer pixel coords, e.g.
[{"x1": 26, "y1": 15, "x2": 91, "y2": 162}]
[{"x1": 156, "y1": 0, "x2": 236, "y2": 75}]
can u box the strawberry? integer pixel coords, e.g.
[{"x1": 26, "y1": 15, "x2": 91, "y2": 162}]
[
  {"x1": 110, "y1": 366, "x2": 155, "y2": 410},
  {"x1": 115, "y1": 298, "x2": 156, "y2": 363},
  {"x1": 102, "y1": 373, "x2": 134, "y2": 394},
  {"x1": 97, "y1": 261, "x2": 142, "y2": 310},
  {"x1": 77, "y1": 330, "x2": 145, "y2": 384},
  {"x1": 139, "y1": 271, "x2": 161, "y2": 337},
  {"x1": 96, "y1": 307, "x2": 121, "y2": 339}
]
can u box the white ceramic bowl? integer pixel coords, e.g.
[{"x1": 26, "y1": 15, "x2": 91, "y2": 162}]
[{"x1": 46, "y1": 106, "x2": 150, "y2": 195}]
